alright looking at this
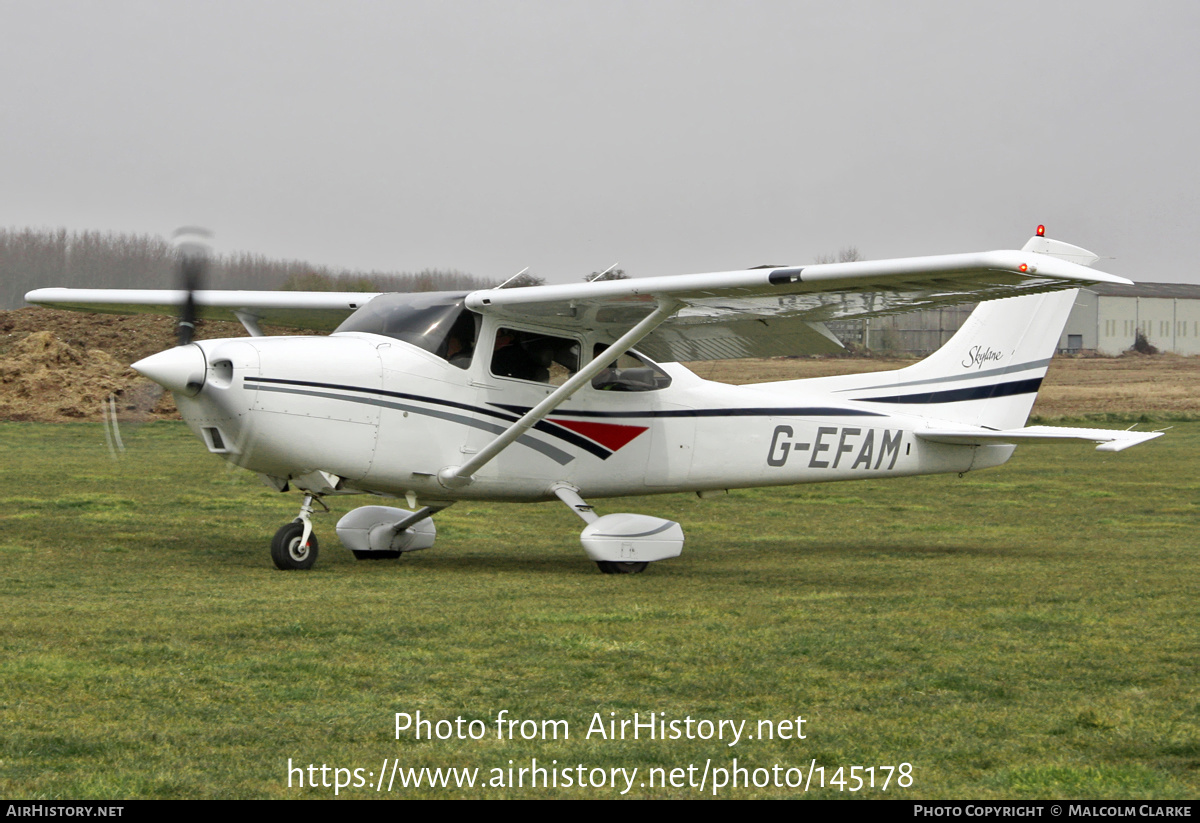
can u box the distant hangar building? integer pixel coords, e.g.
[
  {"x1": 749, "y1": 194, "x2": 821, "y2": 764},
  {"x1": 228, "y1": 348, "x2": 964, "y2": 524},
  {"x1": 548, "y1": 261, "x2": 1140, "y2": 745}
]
[
  {"x1": 837, "y1": 282, "x2": 1200, "y2": 355},
  {"x1": 1057, "y1": 282, "x2": 1200, "y2": 355}
]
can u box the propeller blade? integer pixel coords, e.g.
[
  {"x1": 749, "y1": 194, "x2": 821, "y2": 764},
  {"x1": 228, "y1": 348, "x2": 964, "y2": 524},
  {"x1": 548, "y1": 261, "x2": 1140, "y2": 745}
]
[{"x1": 171, "y1": 227, "x2": 213, "y2": 346}]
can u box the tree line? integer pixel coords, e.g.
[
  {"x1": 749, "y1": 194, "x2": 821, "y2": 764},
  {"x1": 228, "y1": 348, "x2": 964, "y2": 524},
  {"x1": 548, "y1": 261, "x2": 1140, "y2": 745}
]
[{"x1": 1, "y1": 227, "x2": 492, "y2": 310}]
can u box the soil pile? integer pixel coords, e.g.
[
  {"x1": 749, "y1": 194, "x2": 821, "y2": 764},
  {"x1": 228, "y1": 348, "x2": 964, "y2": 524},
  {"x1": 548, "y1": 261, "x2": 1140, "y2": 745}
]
[
  {"x1": 0, "y1": 330, "x2": 162, "y2": 421},
  {"x1": 0, "y1": 306, "x2": 242, "y2": 364},
  {"x1": 0, "y1": 307, "x2": 248, "y2": 423}
]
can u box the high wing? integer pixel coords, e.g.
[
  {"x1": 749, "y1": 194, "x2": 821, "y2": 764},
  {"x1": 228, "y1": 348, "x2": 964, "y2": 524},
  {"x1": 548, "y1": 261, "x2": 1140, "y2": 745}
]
[
  {"x1": 465, "y1": 239, "x2": 1129, "y2": 361},
  {"x1": 24, "y1": 234, "x2": 1129, "y2": 355},
  {"x1": 23, "y1": 288, "x2": 380, "y2": 332}
]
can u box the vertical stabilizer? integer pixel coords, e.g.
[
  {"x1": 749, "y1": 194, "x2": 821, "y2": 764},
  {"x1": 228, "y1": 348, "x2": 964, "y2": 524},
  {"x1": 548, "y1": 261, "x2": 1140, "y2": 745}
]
[{"x1": 832, "y1": 288, "x2": 1079, "y2": 430}]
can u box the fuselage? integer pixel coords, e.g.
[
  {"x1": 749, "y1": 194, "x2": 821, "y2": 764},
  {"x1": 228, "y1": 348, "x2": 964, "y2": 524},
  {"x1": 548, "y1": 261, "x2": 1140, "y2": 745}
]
[{"x1": 165, "y1": 331, "x2": 1012, "y2": 505}]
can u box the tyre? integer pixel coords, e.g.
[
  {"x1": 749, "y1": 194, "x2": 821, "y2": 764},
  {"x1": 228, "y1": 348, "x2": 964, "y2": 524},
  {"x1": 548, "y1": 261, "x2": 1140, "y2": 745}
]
[
  {"x1": 271, "y1": 521, "x2": 319, "y2": 570},
  {"x1": 596, "y1": 561, "x2": 649, "y2": 574}
]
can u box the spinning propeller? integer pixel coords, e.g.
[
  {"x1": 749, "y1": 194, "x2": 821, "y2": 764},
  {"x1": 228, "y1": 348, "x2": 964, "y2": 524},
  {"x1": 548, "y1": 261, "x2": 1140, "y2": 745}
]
[
  {"x1": 101, "y1": 228, "x2": 215, "y2": 458},
  {"x1": 133, "y1": 229, "x2": 212, "y2": 394},
  {"x1": 130, "y1": 227, "x2": 264, "y2": 472},
  {"x1": 172, "y1": 227, "x2": 213, "y2": 346}
]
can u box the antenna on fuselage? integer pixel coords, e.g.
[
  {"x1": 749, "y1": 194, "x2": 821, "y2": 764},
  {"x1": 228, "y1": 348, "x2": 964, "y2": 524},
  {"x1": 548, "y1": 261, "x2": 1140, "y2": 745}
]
[
  {"x1": 495, "y1": 267, "x2": 531, "y2": 289},
  {"x1": 586, "y1": 262, "x2": 621, "y2": 282}
]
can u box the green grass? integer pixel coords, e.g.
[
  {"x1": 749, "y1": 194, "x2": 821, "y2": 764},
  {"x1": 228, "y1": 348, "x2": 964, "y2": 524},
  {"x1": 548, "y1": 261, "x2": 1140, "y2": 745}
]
[{"x1": 1, "y1": 422, "x2": 1197, "y2": 799}]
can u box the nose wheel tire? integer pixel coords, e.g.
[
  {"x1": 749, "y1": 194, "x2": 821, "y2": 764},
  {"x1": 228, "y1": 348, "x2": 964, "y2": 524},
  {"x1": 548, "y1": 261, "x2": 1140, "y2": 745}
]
[
  {"x1": 271, "y1": 522, "x2": 319, "y2": 570},
  {"x1": 596, "y1": 561, "x2": 648, "y2": 574}
]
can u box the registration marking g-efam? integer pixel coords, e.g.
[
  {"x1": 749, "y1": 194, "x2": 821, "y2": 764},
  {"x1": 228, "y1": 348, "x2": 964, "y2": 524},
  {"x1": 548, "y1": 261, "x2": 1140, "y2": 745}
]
[{"x1": 767, "y1": 425, "x2": 903, "y2": 470}]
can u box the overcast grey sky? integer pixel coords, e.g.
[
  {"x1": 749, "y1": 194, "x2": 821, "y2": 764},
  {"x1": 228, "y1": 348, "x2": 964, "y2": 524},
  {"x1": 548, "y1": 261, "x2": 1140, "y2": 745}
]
[{"x1": 2, "y1": 1, "x2": 1197, "y2": 284}]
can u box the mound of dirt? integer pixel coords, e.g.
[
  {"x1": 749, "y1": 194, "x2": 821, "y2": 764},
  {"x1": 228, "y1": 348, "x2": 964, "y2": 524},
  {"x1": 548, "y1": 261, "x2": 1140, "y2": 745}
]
[
  {"x1": 0, "y1": 307, "x2": 332, "y2": 422},
  {"x1": 0, "y1": 308, "x2": 252, "y2": 423},
  {"x1": 0, "y1": 330, "x2": 154, "y2": 422},
  {"x1": 0, "y1": 306, "x2": 244, "y2": 364}
]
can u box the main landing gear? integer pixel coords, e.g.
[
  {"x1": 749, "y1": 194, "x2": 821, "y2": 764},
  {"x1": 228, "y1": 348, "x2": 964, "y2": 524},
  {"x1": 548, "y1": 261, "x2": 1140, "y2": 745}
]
[
  {"x1": 551, "y1": 484, "x2": 684, "y2": 575},
  {"x1": 596, "y1": 561, "x2": 650, "y2": 575}
]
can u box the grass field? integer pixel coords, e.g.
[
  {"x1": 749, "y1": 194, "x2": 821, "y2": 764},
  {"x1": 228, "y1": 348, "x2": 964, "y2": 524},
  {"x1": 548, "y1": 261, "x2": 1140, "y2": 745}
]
[{"x1": 1, "y1": 417, "x2": 1196, "y2": 799}]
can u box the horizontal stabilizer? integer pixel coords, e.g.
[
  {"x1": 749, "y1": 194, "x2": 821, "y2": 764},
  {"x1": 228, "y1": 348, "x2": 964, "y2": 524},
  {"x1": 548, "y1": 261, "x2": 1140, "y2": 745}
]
[{"x1": 916, "y1": 425, "x2": 1163, "y2": 452}]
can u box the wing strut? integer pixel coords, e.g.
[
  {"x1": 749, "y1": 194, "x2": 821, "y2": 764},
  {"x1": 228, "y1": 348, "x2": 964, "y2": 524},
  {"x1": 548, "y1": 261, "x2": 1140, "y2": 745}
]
[{"x1": 438, "y1": 299, "x2": 683, "y2": 489}]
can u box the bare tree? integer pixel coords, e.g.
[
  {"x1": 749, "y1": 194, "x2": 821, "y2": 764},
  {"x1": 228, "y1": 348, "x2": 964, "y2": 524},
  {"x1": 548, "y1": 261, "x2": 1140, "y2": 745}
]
[
  {"x1": 4, "y1": 226, "x2": 490, "y2": 308},
  {"x1": 497, "y1": 272, "x2": 546, "y2": 289},
  {"x1": 814, "y1": 247, "x2": 862, "y2": 265},
  {"x1": 282, "y1": 268, "x2": 487, "y2": 292},
  {"x1": 583, "y1": 268, "x2": 629, "y2": 282}
]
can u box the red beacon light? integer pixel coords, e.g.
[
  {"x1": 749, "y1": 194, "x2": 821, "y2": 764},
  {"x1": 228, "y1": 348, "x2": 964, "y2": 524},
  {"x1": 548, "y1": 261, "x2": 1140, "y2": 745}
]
[
  {"x1": 1019, "y1": 263, "x2": 1029, "y2": 272},
  {"x1": 1036, "y1": 225, "x2": 1046, "y2": 237}
]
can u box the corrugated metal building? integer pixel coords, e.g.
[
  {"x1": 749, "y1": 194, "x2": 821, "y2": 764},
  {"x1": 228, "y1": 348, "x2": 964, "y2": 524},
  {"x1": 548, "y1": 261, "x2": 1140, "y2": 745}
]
[
  {"x1": 828, "y1": 305, "x2": 978, "y2": 354},
  {"x1": 1057, "y1": 282, "x2": 1200, "y2": 355},
  {"x1": 828, "y1": 282, "x2": 1200, "y2": 355}
]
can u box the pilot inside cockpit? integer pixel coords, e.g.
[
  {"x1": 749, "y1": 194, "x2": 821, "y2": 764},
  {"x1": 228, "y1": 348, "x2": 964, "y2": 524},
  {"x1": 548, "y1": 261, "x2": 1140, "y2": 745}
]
[{"x1": 334, "y1": 292, "x2": 481, "y2": 369}]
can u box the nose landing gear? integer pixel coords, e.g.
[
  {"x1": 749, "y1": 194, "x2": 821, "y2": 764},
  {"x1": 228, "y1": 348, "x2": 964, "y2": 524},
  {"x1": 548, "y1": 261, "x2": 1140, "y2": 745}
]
[
  {"x1": 271, "y1": 521, "x2": 318, "y2": 570},
  {"x1": 271, "y1": 493, "x2": 327, "y2": 570}
]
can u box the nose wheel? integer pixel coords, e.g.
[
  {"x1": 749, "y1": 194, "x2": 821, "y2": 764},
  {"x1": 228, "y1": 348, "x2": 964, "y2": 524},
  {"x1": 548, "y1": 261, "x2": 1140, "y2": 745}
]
[
  {"x1": 271, "y1": 493, "x2": 325, "y2": 570},
  {"x1": 271, "y1": 521, "x2": 319, "y2": 570}
]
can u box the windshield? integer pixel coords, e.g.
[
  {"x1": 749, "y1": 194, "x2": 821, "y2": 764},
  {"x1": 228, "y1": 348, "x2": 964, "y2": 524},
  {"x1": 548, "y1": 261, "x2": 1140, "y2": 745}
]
[{"x1": 334, "y1": 292, "x2": 479, "y2": 367}]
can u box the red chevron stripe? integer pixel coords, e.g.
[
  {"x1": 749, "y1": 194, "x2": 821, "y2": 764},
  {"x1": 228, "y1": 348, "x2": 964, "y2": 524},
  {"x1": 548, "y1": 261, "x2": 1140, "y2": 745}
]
[{"x1": 548, "y1": 418, "x2": 649, "y2": 452}]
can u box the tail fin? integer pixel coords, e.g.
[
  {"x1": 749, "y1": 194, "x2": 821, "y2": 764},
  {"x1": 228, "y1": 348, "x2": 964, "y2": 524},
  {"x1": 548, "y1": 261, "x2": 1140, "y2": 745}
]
[
  {"x1": 802, "y1": 231, "x2": 1103, "y2": 430},
  {"x1": 840, "y1": 288, "x2": 1077, "y2": 430},
  {"x1": 755, "y1": 286, "x2": 1080, "y2": 430}
]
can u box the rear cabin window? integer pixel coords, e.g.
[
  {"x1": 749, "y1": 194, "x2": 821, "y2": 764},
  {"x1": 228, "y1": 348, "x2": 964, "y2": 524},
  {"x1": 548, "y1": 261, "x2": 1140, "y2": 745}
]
[
  {"x1": 590, "y1": 345, "x2": 672, "y2": 392},
  {"x1": 490, "y1": 329, "x2": 580, "y2": 386}
]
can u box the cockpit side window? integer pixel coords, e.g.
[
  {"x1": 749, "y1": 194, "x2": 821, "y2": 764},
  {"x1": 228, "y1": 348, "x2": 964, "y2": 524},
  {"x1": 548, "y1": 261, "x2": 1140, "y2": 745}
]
[
  {"x1": 491, "y1": 328, "x2": 580, "y2": 386},
  {"x1": 334, "y1": 292, "x2": 479, "y2": 368},
  {"x1": 590, "y1": 344, "x2": 672, "y2": 392},
  {"x1": 440, "y1": 310, "x2": 480, "y2": 369}
]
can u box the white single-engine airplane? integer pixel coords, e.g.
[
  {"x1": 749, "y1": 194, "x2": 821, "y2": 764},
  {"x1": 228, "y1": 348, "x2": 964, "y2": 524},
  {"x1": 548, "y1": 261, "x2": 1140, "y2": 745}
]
[{"x1": 26, "y1": 227, "x2": 1161, "y2": 573}]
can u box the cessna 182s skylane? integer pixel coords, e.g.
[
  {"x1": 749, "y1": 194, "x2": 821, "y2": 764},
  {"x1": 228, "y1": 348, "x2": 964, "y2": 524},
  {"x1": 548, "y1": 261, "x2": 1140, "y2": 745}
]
[{"x1": 26, "y1": 227, "x2": 1161, "y2": 574}]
